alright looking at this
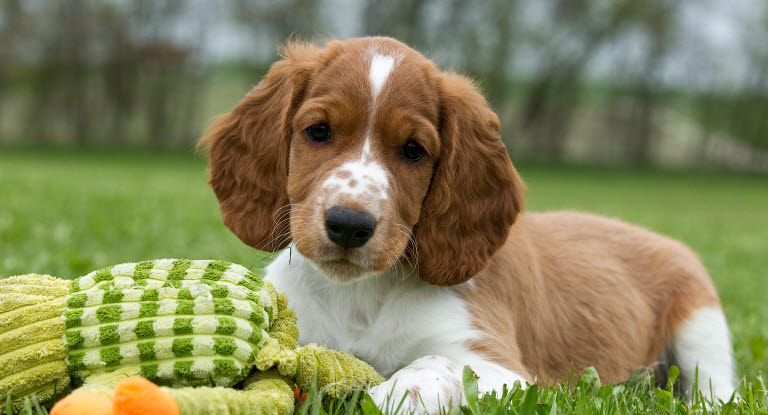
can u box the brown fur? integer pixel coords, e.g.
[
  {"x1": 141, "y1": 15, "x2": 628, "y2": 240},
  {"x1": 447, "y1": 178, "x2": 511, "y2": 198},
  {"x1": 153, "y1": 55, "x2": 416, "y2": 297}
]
[
  {"x1": 198, "y1": 42, "x2": 328, "y2": 251},
  {"x1": 457, "y1": 212, "x2": 721, "y2": 384},
  {"x1": 201, "y1": 37, "x2": 723, "y2": 385},
  {"x1": 414, "y1": 71, "x2": 525, "y2": 285}
]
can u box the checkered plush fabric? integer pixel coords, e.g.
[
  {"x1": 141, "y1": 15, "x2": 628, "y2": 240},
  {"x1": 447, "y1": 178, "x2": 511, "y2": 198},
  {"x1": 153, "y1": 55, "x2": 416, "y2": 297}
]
[{"x1": 62, "y1": 259, "x2": 273, "y2": 387}]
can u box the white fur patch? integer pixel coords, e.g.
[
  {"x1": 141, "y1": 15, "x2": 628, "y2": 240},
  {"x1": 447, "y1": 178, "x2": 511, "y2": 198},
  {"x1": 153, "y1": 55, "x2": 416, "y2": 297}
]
[
  {"x1": 672, "y1": 307, "x2": 736, "y2": 401},
  {"x1": 366, "y1": 355, "x2": 528, "y2": 413},
  {"x1": 321, "y1": 159, "x2": 389, "y2": 201},
  {"x1": 265, "y1": 250, "x2": 480, "y2": 377},
  {"x1": 465, "y1": 357, "x2": 528, "y2": 395},
  {"x1": 264, "y1": 250, "x2": 529, "y2": 413},
  {"x1": 362, "y1": 136, "x2": 372, "y2": 158},
  {"x1": 369, "y1": 355, "x2": 464, "y2": 414},
  {"x1": 369, "y1": 54, "x2": 395, "y2": 99}
]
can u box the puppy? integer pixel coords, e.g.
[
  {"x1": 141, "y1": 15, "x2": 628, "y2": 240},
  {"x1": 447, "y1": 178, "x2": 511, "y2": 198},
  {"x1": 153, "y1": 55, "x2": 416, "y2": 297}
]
[{"x1": 200, "y1": 37, "x2": 735, "y2": 413}]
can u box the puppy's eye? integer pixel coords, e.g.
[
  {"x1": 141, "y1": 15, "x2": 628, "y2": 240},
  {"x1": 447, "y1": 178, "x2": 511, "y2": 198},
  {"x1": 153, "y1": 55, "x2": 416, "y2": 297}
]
[
  {"x1": 402, "y1": 141, "x2": 426, "y2": 163},
  {"x1": 306, "y1": 123, "x2": 331, "y2": 143}
]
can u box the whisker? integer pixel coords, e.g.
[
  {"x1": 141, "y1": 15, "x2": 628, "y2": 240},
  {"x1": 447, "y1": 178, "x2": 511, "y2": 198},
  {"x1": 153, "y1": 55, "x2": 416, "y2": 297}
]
[
  {"x1": 271, "y1": 205, "x2": 299, "y2": 224},
  {"x1": 272, "y1": 208, "x2": 310, "y2": 227},
  {"x1": 290, "y1": 232, "x2": 309, "y2": 249},
  {"x1": 264, "y1": 223, "x2": 302, "y2": 251},
  {"x1": 385, "y1": 236, "x2": 403, "y2": 268},
  {"x1": 258, "y1": 204, "x2": 294, "y2": 248},
  {"x1": 259, "y1": 204, "x2": 313, "y2": 248},
  {"x1": 271, "y1": 203, "x2": 310, "y2": 224},
  {"x1": 271, "y1": 217, "x2": 307, "y2": 230},
  {"x1": 392, "y1": 224, "x2": 418, "y2": 279}
]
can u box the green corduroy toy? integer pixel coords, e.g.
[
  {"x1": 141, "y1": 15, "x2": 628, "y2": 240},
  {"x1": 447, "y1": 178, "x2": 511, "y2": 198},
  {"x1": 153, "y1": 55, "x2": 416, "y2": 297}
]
[{"x1": 0, "y1": 259, "x2": 384, "y2": 414}]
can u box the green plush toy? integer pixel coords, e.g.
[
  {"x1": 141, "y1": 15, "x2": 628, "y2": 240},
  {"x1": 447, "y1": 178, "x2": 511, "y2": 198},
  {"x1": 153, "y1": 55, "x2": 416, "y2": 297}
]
[{"x1": 0, "y1": 259, "x2": 384, "y2": 414}]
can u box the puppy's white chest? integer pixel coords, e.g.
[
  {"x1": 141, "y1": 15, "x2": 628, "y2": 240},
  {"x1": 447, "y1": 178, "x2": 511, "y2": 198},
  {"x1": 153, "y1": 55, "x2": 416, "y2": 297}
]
[
  {"x1": 264, "y1": 249, "x2": 481, "y2": 377},
  {"x1": 295, "y1": 286, "x2": 423, "y2": 377}
]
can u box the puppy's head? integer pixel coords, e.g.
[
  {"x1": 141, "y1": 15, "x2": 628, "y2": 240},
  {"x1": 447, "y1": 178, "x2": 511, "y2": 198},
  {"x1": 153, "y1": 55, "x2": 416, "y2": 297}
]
[{"x1": 200, "y1": 37, "x2": 524, "y2": 285}]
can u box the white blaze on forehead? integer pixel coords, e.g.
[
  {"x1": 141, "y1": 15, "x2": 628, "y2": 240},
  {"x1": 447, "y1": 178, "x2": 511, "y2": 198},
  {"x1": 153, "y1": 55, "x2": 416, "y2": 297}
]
[
  {"x1": 317, "y1": 51, "x2": 397, "y2": 206},
  {"x1": 369, "y1": 54, "x2": 396, "y2": 99},
  {"x1": 362, "y1": 137, "x2": 372, "y2": 157}
]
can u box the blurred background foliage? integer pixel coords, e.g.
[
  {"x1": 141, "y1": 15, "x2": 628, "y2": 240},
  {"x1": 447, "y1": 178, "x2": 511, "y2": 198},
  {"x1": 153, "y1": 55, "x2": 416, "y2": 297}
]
[{"x1": 1, "y1": 0, "x2": 768, "y2": 172}]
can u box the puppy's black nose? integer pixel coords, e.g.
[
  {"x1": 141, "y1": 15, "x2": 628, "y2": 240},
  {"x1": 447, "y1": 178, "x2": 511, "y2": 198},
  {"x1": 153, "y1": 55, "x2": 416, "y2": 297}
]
[{"x1": 325, "y1": 206, "x2": 376, "y2": 249}]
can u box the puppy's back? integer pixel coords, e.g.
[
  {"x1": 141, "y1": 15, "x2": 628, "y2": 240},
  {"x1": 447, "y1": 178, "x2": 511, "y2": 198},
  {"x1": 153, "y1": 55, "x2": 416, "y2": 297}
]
[{"x1": 459, "y1": 211, "x2": 720, "y2": 384}]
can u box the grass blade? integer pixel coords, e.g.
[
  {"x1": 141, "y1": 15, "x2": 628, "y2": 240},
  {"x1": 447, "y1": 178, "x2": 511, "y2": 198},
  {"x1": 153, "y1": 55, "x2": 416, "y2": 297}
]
[{"x1": 462, "y1": 366, "x2": 481, "y2": 415}]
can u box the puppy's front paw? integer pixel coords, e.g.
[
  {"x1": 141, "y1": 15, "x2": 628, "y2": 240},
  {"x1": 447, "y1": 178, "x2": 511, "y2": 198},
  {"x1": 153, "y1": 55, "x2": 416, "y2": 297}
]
[{"x1": 368, "y1": 355, "x2": 464, "y2": 415}]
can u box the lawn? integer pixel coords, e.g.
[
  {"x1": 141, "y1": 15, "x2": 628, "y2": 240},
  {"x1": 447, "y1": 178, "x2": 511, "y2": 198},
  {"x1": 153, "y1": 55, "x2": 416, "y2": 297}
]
[{"x1": 1, "y1": 150, "x2": 767, "y2": 414}]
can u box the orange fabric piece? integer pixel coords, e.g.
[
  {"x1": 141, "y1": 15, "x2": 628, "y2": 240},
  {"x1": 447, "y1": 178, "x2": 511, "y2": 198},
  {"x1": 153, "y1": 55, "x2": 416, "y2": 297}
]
[
  {"x1": 113, "y1": 377, "x2": 179, "y2": 415},
  {"x1": 50, "y1": 391, "x2": 114, "y2": 415}
]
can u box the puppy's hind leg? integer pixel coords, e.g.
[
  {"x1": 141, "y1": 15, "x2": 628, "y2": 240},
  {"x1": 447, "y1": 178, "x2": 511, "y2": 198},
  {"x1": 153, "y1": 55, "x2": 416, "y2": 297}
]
[{"x1": 669, "y1": 306, "x2": 736, "y2": 402}]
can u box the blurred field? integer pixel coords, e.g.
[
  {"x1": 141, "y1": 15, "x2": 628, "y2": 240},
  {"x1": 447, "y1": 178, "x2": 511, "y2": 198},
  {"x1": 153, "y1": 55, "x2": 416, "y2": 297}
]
[{"x1": 1, "y1": 150, "x2": 767, "y2": 391}]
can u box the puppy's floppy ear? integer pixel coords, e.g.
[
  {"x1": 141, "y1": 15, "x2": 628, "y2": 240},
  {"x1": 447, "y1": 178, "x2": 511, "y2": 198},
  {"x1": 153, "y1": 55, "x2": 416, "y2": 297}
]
[
  {"x1": 198, "y1": 42, "x2": 320, "y2": 251},
  {"x1": 414, "y1": 71, "x2": 525, "y2": 286}
]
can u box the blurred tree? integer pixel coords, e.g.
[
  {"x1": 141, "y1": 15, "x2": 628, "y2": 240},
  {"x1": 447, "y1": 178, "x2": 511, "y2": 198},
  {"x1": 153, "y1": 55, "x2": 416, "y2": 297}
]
[
  {"x1": 232, "y1": 0, "x2": 323, "y2": 50},
  {"x1": 0, "y1": 0, "x2": 765, "y2": 171},
  {"x1": 614, "y1": 0, "x2": 675, "y2": 165},
  {"x1": 484, "y1": 0, "x2": 517, "y2": 109},
  {"x1": 363, "y1": 0, "x2": 428, "y2": 49},
  {"x1": 518, "y1": 0, "x2": 677, "y2": 162},
  {"x1": 3, "y1": 1, "x2": 206, "y2": 148},
  {"x1": 0, "y1": 0, "x2": 23, "y2": 120},
  {"x1": 689, "y1": 4, "x2": 768, "y2": 169}
]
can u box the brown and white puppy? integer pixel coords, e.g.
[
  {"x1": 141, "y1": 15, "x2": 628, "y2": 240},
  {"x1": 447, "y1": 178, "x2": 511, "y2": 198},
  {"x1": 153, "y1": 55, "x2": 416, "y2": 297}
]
[{"x1": 200, "y1": 37, "x2": 735, "y2": 413}]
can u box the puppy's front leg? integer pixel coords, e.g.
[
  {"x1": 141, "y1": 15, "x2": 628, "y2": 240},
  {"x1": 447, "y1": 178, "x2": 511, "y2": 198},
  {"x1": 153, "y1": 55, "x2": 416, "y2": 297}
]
[
  {"x1": 368, "y1": 355, "x2": 464, "y2": 414},
  {"x1": 368, "y1": 355, "x2": 529, "y2": 414}
]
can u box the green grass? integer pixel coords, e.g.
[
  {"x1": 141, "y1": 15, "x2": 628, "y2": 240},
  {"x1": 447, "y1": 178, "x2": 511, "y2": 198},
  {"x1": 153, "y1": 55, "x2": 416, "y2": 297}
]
[{"x1": 1, "y1": 151, "x2": 767, "y2": 414}]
